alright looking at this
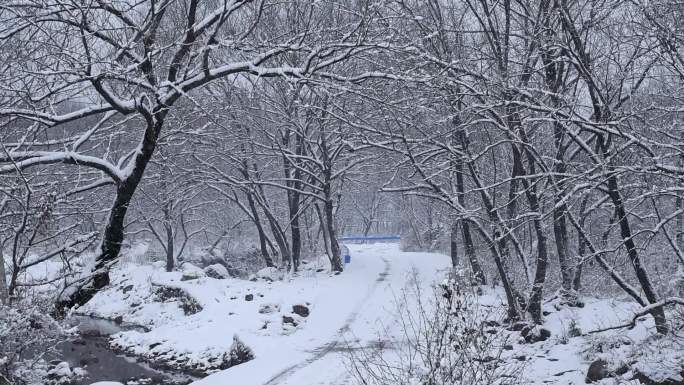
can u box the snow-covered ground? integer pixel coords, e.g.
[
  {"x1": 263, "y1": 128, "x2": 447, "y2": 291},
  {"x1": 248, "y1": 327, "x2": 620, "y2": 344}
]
[
  {"x1": 78, "y1": 243, "x2": 451, "y2": 384},
  {"x1": 76, "y1": 244, "x2": 684, "y2": 385}
]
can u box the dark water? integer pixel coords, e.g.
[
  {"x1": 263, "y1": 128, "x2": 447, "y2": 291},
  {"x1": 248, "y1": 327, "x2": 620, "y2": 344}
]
[{"x1": 55, "y1": 316, "x2": 195, "y2": 385}]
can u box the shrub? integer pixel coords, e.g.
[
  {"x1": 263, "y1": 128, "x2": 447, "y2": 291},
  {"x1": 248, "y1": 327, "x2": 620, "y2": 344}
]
[{"x1": 347, "y1": 272, "x2": 522, "y2": 385}]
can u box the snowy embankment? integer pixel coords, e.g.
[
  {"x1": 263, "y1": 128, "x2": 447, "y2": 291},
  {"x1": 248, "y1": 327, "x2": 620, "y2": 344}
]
[
  {"x1": 77, "y1": 244, "x2": 684, "y2": 385},
  {"x1": 77, "y1": 244, "x2": 450, "y2": 384}
]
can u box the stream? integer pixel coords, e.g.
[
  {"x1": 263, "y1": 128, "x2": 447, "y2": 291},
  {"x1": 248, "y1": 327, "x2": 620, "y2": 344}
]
[{"x1": 53, "y1": 316, "x2": 197, "y2": 385}]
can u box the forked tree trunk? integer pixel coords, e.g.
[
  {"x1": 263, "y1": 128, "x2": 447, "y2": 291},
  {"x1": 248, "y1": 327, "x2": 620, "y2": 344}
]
[{"x1": 512, "y1": 137, "x2": 549, "y2": 324}]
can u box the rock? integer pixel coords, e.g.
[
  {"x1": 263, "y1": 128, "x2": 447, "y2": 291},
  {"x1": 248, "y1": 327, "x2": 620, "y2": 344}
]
[
  {"x1": 521, "y1": 325, "x2": 551, "y2": 343},
  {"x1": 282, "y1": 315, "x2": 298, "y2": 326},
  {"x1": 121, "y1": 284, "x2": 134, "y2": 294},
  {"x1": 503, "y1": 344, "x2": 514, "y2": 350},
  {"x1": 47, "y1": 361, "x2": 72, "y2": 379},
  {"x1": 180, "y1": 262, "x2": 205, "y2": 281},
  {"x1": 181, "y1": 272, "x2": 203, "y2": 281},
  {"x1": 615, "y1": 363, "x2": 630, "y2": 376},
  {"x1": 245, "y1": 294, "x2": 254, "y2": 301},
  {"x1": 204, "y1": 264, "x2": 231, "y2": 279},
  {"x1": 258, "y1": 303, "x2": 280, "y2": 314},
  {"x1": 585, "y1": 359, "x2": 609, "y2": 383},
  {"x1": 292, "y1": 304, "x2": 310, "y2": 317},
  {"x1": 255, "y1": 267, "x2": 283, "y2": 281},
  {"x1": 113, "y1": 315, "x2": 124, "y2": 324},
  {"x1": 633, "y1": 369, "x2": 684, "y2": 385}
]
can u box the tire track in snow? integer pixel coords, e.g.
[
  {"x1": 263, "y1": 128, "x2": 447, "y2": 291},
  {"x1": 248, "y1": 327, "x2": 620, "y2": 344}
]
[{"x1": 262, "y1": 257, "x2": 391, "y2": 385}]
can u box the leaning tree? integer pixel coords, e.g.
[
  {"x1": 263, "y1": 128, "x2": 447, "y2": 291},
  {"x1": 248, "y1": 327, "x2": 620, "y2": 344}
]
[{"x1": 0, "y1": 0, "x2": 383, "y2": 311}]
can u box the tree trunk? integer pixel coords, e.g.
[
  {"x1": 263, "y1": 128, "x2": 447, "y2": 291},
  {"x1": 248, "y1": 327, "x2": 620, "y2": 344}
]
[
  {"x1": 163, "y1": 200, "x2": 175, "y2": 272},
  {"x1": 57, "y1": 113, "x2": 164, "y2": 313},
  {"x1": 289, "y1": 194, "x2": 302, "y2": 271},
  {"x1": 325, "y1": 185, "x2": 343, "y2": 272},
  {"x1": 505, "y1": 121, "x2": 549, "y2": 324},
  {"x1": 450, "y1": 222, "x2": 459, "y2": 269},
  {"x1": 0, "y1": 243, "x2": 8, "y2": 305},
  {"x1": 454, "y1": 151, "x2": 486, "y2": 285},
  {"x1": 677, "y1": 155, "x2": 684, "y2": 254},
  {"x1": 541, "y1": 39, "x2": 576, "y2": 300},
  {"x1": 606, "y1": 170, "x2": 668, "y2": 334},
  {"x1": 165, "y1": 223, "x2": 174, "y2": 272},
  {"x1": 246, "y1": 192, "x2": 275, "y2": 267},
  {"x1": 492, "y1": 230, "x2": 522, "y2": 321}
]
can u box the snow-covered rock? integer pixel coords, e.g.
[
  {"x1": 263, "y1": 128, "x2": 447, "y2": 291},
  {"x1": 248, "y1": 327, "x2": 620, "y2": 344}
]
[
  {"x1": 292, "y1": 304, "x2": 310, "y2": 317},
  {"x1": 258, "y1": 303, "x2": 281, "y2": 314},
  {"x1": 180, "y1": 262, "x2": 206, "y2": 281},
  {"x1": 204, "y1": 264, "x2": 231, "y2": 279},
  {"x1": 46, "y1": 361, "x2": 85, "y2": 385},
  {"x1": 254, "y1": 267, "x2": 283, "y2": 281}
]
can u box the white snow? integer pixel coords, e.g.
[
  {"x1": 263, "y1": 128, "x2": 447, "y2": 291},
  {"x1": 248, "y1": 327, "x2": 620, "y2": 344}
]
[
  {"x1": 189, "y1": 243, "x2": 450, "y2": 385},
  {"x1": 78, "y1": 243, "x2": 684, "y2": 385},
  {"x1": 79, "y1": 243, "x2": 450, "y2": 383}
]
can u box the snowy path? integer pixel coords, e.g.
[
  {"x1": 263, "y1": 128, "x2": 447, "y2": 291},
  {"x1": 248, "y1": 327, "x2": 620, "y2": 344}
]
[
  {"x1": 262, "y1": 256, "x2": 390, "y2": 385},
  {"x1": 191, "y1": 243, "x2": 450, "y2": 385}
]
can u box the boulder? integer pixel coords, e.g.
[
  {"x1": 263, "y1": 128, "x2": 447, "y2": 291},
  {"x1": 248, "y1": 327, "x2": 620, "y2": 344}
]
[
  {"x1": 585, "y1": 359, "x2": 609, "y2": 383},
  {"x1": 204, "y1": 264, "x2": 231, "y2": 279},
  {"x1": 255, "y1": 267, "x2": 283, "y2": 281},
  {"x1": 245, "y1": 294, "x2": 254, "y2": 301},
  {"x1": 180, "y1": 262, "x2": 205, "y2": 281},
  {"x1": 292, "y1": 304, "x2": 310, "y2": 317},
  {"x1": 258, "y1": 303, "x2": 280, "y2": 314},
  {"x1": 521, "y1": 325, "x2": 551, "y2": 343},
  {"x1": 633, "y1": 369, "x2": 684, "y2": 385},
  {"x1": 282, "y1": 315, "x2": 298, "y2": 326}
]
